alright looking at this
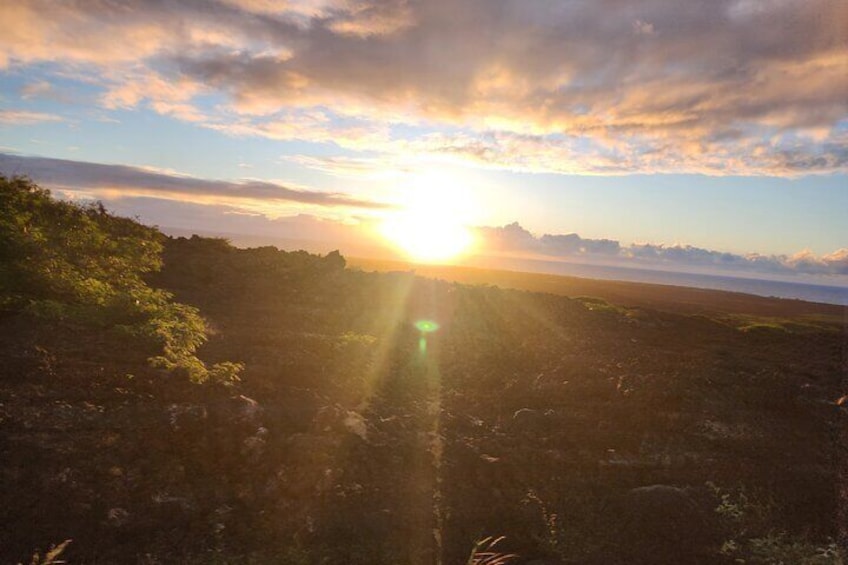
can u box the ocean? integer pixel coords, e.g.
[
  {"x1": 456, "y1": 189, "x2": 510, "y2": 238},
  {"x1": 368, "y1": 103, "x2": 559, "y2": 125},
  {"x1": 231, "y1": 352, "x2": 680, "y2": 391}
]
[{"x1": 474, "y1": 256, "x2": 848, "y2": 306}]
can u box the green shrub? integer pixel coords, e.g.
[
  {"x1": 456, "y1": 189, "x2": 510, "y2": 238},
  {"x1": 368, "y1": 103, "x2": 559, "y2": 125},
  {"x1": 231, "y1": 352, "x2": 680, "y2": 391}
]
[
  {"x1": 0, "y1": 175, "x2": 240, "y2": 384},
  {"x1": 708, "y1": 482, "x2": 843, "y2": 564}
]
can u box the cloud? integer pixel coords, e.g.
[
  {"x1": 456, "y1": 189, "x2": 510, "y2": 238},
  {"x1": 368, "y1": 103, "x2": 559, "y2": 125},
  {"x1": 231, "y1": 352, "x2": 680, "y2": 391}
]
[
  {"x1": 1, "y1": 0, "x2": 846, "y2": 175},
  {"x1": 20, "y1": 80, "x2": 53, "y2": 100},
  {"x1": 284, "y1": 154, "x2": 412, "y2": 177},
  {"x1": 786, "y1": 248, "x2": 848, "y2": 275},
  {"x1": 0, "y1": 110, "x2": 64, "y2": 125},
  {"x1": 0, "y1": 153, "x2": 392, "y2": 212},
  {"x1": 542, "y1": 233, "x2": 621, "y2": 256},
  {"x1": 632, "y1": 19, "x2": 656, "y2": 36},
  {"x1": 327, "y1": 0, "x2": 415, "y2": 37},
  {"x1": 475, "y1": 223, "x2": 624, "y2": 259},
  {"x1": 475, "y1": 222, "x2": 539, "y2": 254},
  {"x1": 62, "y1": 195, "x2": 393, "y2": 257},
  {"x1": 822, "y1": 248, "x2": 848, "y2": 274},
  {"x1": 474, "y1": 222, "x2": 848, "y2": 277},
  {"x1": 205, "y1": 110, "x2": 391, "y2": 148}
]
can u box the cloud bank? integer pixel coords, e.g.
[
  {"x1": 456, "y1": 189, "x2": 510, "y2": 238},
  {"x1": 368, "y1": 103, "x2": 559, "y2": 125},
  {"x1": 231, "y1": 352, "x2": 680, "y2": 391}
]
[
  {"x1": 1, "y1": 0, "x2": 845, "y2": 175},
  {"x1": 475, "y1": 223, "x2": 848, "y2": 277}
]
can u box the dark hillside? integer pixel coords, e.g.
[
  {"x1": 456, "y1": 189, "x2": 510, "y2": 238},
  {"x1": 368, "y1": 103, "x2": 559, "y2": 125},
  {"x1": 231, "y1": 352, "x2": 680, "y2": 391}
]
[{"x1": 0, "y1": 185, "x2": 845, "y2": 563}]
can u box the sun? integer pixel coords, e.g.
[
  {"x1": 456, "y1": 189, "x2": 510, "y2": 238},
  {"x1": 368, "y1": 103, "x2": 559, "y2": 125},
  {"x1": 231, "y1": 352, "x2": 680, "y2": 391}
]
[
  {"x1": 382, "y1": 214, "x2": 474, "y2": 263},
  {"x1": 380, "y1": 171, "x2": 477, "y2": 263}
]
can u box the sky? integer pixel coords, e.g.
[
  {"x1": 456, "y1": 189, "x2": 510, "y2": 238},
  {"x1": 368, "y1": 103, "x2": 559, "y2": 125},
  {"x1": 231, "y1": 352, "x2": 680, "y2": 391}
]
[{"x1": 1, "y1": 0, "x2": 847, "y2": 282}]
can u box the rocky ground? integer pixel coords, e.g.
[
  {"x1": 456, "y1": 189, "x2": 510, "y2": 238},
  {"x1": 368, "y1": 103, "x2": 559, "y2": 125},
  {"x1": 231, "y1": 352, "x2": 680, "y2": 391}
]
[{"x1": 1, "y1": 239, "x2": 845, "y2": 563}]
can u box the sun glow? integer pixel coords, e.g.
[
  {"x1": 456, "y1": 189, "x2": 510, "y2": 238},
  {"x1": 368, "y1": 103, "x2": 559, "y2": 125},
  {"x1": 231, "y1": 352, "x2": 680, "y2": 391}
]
[{"x1": 380, "y1": 171, "x2": 477, "y2": 263}]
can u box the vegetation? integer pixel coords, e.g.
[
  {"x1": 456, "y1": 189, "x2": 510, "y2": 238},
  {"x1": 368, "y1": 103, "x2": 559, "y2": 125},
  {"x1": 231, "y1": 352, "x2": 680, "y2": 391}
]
[
  {"x1": 467, "y1": 537, "x2": 517, "y2": 564},
  {"x1": 25, "y1": 539, "x2": 72, "y2": 565},
  {"x1": 0, "y1": 178, "x2": 844, "y2": 563},
  {"x1": 0, "y1": 175, "x2": 241, "y2": 384}
]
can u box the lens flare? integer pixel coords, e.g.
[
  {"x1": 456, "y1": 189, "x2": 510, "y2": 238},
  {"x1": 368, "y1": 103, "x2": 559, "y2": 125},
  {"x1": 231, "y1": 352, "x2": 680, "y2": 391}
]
[
  {"x1": 415, "y1": 320, "x2": 440, "y2": 333},
  {"x1": 415, "y1": 319, "x2": 440, "y2": 354}
]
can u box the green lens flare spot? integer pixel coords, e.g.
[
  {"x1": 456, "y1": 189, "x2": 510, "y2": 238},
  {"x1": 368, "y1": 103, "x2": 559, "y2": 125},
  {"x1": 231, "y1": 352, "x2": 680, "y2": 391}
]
[{"x1": 414, "y1": 320, "x2": 440, "y2": 333}]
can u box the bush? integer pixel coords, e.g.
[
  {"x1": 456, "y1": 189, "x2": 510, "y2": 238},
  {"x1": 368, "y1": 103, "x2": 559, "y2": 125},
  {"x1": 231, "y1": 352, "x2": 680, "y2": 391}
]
[{"x1": 0, "y1": 175, "x2": 240, "y2": 384}]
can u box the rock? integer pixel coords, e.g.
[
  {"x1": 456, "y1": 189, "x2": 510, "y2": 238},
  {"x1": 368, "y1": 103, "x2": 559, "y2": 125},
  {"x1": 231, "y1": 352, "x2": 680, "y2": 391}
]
[
  {"x1": 152, "y1": 493, "x2": 193, "y2": 512},
  {"x1": 512, "y1": 408, "x2": 539, "y2": 422},
  {"x1": 241, "y1": 432, "x2": 267, "y2": 462},
  {"x1": 233, "y1": 394, "x2": 262, "y2": 425},
  {"x1": 616, "y1": 373, "x2": 646, "y2": 396},
  {"x1": 617, "y1": 484, "x2": 716, "y2": 563},
  {"x1": 313, "y1": 404, "x2": 343, "y2": 432},
  {"x1": 311, "y1": 405, "x2": 369, "y2": 441},
  {"x1": 511, "y1": 408, "x2": 555, "y2": 432},
  {"x1": 106, "y1": 507, "x2": 130, "y2": 527},
  {"x1": 343, "y1": 410, "x2": 368, "y2": 441},
  {"x1": 167, "y1": 403, "x2": 207, "y2": 431}
]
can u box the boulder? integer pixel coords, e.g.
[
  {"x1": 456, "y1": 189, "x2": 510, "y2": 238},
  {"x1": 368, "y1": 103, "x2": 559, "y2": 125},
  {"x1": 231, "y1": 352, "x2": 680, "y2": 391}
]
[
  {"x1": 617, "y1": 484, "x2": 717, "y2": 563},
  {"x1": 511, "y1": 408, "x2": 555, "y2": 432}
]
